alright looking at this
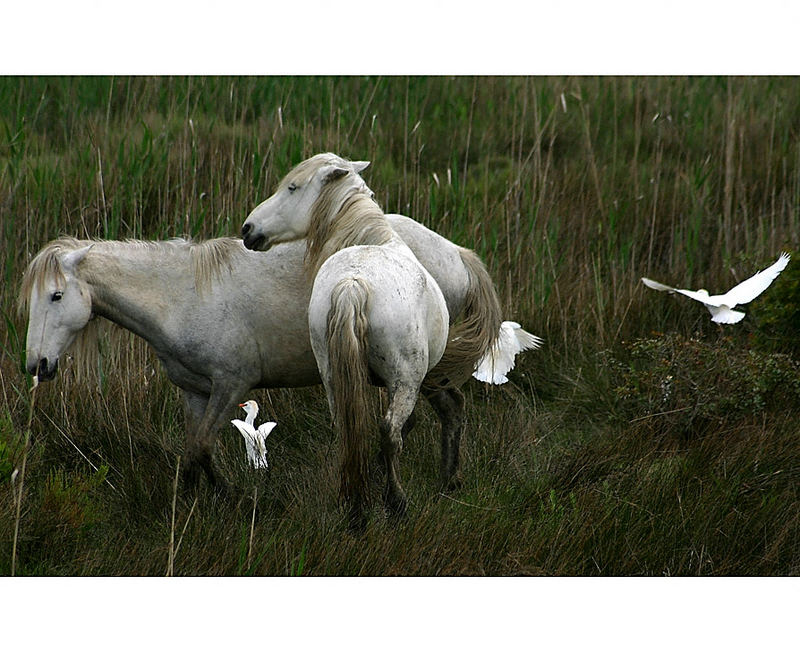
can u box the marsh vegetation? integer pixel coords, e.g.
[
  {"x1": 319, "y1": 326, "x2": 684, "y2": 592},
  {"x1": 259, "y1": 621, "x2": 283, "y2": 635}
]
[{"x1": 1, "y1": 76, "x2": 799, "y2": 575}]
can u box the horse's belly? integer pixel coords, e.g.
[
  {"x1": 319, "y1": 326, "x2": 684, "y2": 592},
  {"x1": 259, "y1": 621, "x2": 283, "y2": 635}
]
[{"x1": 256, "y1": 350, "x2": 322, "y2": 388}]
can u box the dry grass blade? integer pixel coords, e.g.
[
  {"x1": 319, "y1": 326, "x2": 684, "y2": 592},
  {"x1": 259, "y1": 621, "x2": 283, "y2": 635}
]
[
  {"x1": 11, "y1": 381, "x2": 36, "y2": 576},
  {"x1": 166, "y1": 455, "x2": 180, "y2": 577}
]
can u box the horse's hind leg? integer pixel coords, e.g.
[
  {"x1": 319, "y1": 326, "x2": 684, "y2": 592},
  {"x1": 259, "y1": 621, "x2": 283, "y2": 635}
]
[
  {"x1": 371, "y1": 394, "x2": 415, "y2": 483},
  {"x1": 401, "y1": 408, "x2": 417, "y2": 441},
  {"x1": 425, "y1": 387, "x2": 466, "y2": 491},
  {"x1": 381, "y1": 384, "x2": 419, "y2": 518}
]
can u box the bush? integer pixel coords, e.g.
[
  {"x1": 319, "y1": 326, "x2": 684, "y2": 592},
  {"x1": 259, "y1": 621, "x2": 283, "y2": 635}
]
[
  {"x1": 7, "y1": 464, "x2": 110, "y2": 573},
  {"x1": 606, "y1": 333, "x2": 800, "y2": 434},
  {"x1": 753, "y1": 248, "x2": 800, "y2": 355}
]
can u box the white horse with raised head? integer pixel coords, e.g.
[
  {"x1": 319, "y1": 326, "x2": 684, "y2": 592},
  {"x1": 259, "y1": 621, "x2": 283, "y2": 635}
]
[
  {"x1": 243, "y1": 153, "x2": 450, "y2": 528},
  {"x1": 244, "y1": 155, "x2": 542, "y2": 484},
  {"x1": 20, "y1": 213, "x2": 532, "y2": 496}
]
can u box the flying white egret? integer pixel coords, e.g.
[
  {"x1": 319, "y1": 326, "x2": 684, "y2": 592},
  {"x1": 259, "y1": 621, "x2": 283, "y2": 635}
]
[
  {"x1": 641, "y1": 252, "x2": 790, "y2": 324},
  {"x1": 472, "y1": 321, "x2": 544, "y2": 384},
  {"x1": 230, "y1": 399, "x2": 276, "y2": 469}
]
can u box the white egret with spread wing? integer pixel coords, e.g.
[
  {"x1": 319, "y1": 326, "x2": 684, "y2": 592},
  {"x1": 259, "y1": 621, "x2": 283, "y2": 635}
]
[
  {"x1": 231, "y1": 400, "x2": 276, "y2": 469},
  {"x1": 642, "y1": 252, "x2": 790, "y2": 324},
  {"x1": 472, "y1": 321, "x2": 543, "y2": 384}
]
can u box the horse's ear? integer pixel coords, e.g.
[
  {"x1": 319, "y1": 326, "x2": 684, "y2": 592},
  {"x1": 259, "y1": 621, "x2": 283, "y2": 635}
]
[
  {"x1": 60, "y1": 244, "x2": 93, "y2": 272},
  {"x1": 351, "y1": 160, "x2": 370, "y2": 174},
  {"x1": 321, "y1": 166, "x2": 350, "y2": 185}
]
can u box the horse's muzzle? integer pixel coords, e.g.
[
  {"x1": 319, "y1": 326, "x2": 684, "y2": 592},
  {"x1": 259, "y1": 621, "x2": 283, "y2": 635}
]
[
  {"x1": 27, "y1": 357, "x2": 58, "y2": 382},
  {"x1": 241, "y1": 221, "x2": 272, "y2": 251},
  {"x1": 242, "y1": 231, "x2": 270, "y2": 252}
]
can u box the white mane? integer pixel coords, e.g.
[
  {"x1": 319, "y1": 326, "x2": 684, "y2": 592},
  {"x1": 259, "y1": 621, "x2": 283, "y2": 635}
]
[
  {"x1": 298, "y1": 158, "x2": 394, "y2": 277},
  {"x1": 19, "y1": 236, "x2": 243, "y2": 314}
]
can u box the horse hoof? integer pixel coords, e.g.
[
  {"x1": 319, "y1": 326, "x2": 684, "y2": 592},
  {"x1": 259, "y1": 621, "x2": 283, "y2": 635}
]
[
  {"x1": 442, "y1": 474, "x2": 463, "y2": 492},
  {"x1": 385, "y1": 492, "x2": 408, "y2": 520},
  {"x1": 181, "y1": 464, "x2": 202, "y2": 491},
  {"x1": 347, "y1": 508, "x2": 368, "y2": 535}
]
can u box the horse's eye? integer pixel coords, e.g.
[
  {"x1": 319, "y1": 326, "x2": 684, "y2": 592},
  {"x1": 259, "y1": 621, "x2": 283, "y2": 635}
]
[
  {"x1": 287, "y1": 183, "x2": 297, "y2": 193},
  {"x1": 51, "y1": 291, "x2": 63, "y2": 302}
]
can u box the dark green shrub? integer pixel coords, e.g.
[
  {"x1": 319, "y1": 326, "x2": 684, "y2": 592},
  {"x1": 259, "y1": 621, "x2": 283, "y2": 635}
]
[
  {"x1": 753, "y1": 249, "x2": 800, "y2": 355},
  {"x1": 607, "y1": 333, "x2": 800, "y2": 434}
]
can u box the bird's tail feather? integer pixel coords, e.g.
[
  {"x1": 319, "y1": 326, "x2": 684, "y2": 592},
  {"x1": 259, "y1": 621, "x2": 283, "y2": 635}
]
[{"x1": 710, "y1": 306, "x2": 746, "y2": 324}]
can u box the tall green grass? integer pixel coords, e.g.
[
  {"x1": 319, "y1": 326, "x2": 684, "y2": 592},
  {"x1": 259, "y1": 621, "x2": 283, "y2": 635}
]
[{"x1": 1, "y1": 76, "x2": 799, "y2": 575}]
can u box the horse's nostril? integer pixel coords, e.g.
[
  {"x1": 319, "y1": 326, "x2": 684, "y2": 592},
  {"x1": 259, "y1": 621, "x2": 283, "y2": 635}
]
[
  {"x1": 241, "y1": 223, "x2": 252, "y2": 237},
  {"x1": 34, "y1": 357, "x2": 58, "y2": 381}
]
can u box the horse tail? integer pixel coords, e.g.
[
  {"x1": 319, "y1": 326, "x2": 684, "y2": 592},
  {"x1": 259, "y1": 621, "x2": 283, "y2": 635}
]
[
  {"x1": 425, "y1": 247, "x2": 503, "y2": 389},
  {"x1": 326, "y1": 277, "x2": 372, "y2": 517}
]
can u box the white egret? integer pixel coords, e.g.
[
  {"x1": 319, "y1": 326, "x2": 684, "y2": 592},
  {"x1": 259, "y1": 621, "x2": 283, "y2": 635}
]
[
  {"x1": 472, "y1": 321, "x2": 543, "y2": 384},
  {"x1": 641, "y1": 252, "x2": 790, "y2": 324},
  {"x1": 231, "y1": 400, "x2": 276, "y2": 469}
]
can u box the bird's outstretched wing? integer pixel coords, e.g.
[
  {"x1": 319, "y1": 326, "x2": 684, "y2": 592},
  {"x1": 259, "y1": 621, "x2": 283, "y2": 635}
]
[
  {"x1": 231, "y1": 418, "x2": 252, "y2": 438},
  {"x1": 231, "y1": 419, "x2": 259, "y2": 465},
  {"x1": 250, "y1": 421, "x2": 277, "y2": 469},
  {"x1": 715, "y1": 252, "x2": 790, "y2": 307},
  {"x1": 641, "y1": 277, "x2": 712, "y2": 304},
  {"x1": 256, "y1": 421, "x2": 277, "y2": 439},
  {"x1": 472, "y1": 321, "x2": 543, "y2": 384}
]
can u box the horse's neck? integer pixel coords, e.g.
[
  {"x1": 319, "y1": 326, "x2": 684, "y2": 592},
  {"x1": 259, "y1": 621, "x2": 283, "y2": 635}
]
[
  {"x1": 307, "y1": 194, "x2": 401, "y2": 275},
  {"x1": 81, "y1": 244, "x2": 190, "y2": 343}
]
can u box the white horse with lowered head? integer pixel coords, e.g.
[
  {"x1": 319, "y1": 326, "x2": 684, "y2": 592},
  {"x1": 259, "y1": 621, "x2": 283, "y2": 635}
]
[
  {"x1": 243, "y1": 153, "x2": 450, "y2": 529},
  {"x1": 20, "y1": 211, "x2": 527, "y2": 497}
]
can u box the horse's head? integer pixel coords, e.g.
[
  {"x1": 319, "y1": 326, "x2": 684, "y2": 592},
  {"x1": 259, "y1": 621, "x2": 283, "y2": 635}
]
[
  {"x1": 241, "y1": 152, "x2": 370, "y2": 251},
  {"x1": 22, "y1": 243, "x2": 93, "y2": 382}
]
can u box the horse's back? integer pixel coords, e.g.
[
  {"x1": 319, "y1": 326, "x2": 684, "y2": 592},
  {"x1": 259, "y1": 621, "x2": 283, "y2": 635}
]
[
  {"x1": 168, "y1": 241, "x2": 320, "y2": 389},
  {"x1": 386, "y1": 214, "x2": 470, "y2": 319}
]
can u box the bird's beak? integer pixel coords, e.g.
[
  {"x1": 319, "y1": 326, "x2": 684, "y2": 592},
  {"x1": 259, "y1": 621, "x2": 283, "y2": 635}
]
[{"x1": 238, "y1": 403, "x2": 246, "y2": 407}]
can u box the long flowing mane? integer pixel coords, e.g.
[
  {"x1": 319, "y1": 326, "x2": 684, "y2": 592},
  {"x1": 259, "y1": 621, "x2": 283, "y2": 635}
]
[
  {"x1": 186, "y1": 237, "x2": 241, "y2": 290},
  {"x1": 18, "y1": 237, "x2": 80, "y2": 316},
  {"x1": 19, "y1": 236, "x2": 242, "y2": 315},
  {"x1": 305, "y1": 176, "x2": 395, "y2": 278}
]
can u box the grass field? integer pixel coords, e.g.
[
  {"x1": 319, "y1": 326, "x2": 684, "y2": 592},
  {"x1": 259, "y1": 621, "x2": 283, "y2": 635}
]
[{"x1": 1, "y1": 76, "x2": 799, "y2": 576}]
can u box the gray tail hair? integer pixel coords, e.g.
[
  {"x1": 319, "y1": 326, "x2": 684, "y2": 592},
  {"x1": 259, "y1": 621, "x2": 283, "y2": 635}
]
[
  {"x1": 326, "y1": 277, "x2": 372, "y2": 516},
  {"x1": 424, "y1": 247, "x2": 503, "y2": 390}
]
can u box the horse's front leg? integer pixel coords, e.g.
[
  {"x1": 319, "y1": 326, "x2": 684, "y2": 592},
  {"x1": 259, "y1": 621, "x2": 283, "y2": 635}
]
[
  {"x1": 182, "y1": 383, "x2": 247, "y2": 492},
  {"x1": 180, "y1": 389, "x2": 209, "y2": 488}
]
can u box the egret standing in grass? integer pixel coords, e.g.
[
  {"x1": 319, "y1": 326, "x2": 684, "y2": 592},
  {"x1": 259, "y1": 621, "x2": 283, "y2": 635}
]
[
  {"x1": 231, "y1": 400, "x2": 275, "y2": 469},
  {"x1": 641, "y1": 252, "x2": 790, "y2": 324}
]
